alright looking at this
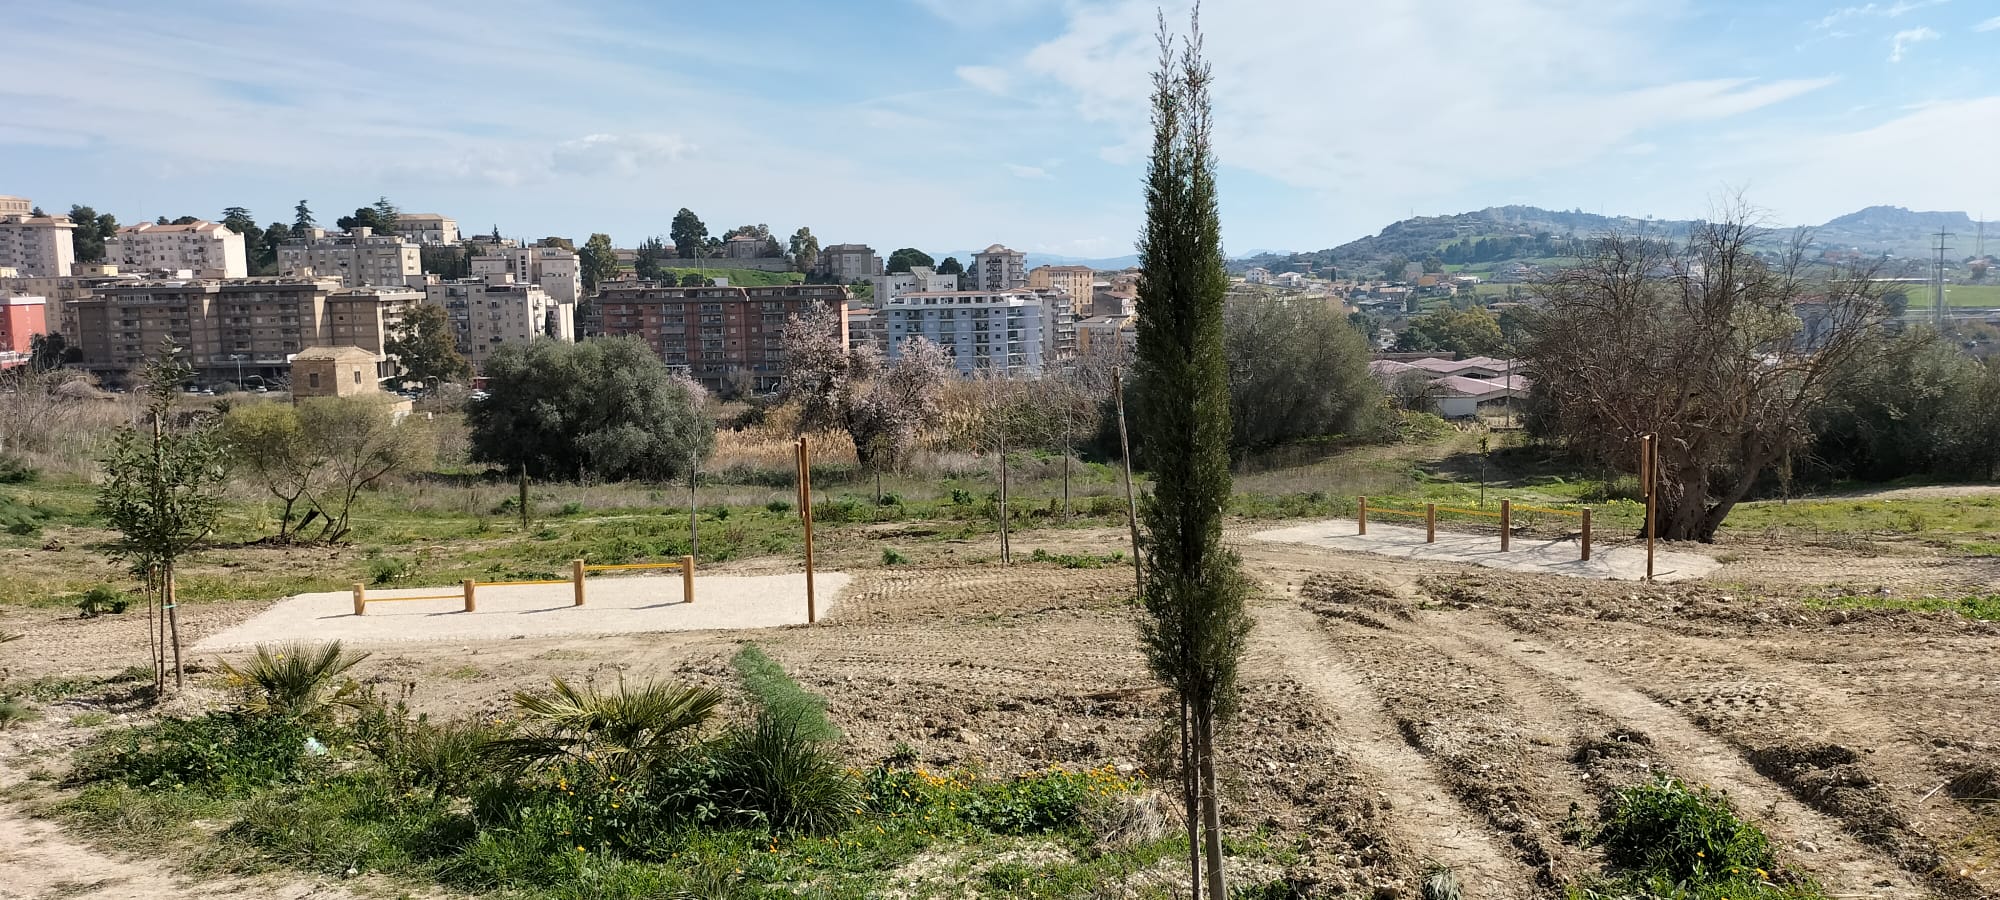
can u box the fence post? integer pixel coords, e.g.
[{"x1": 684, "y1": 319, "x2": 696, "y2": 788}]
[
  {"x1": 1500, "y1": 499, "x2": 1512, "y2": 552},
  {"x1": 681, "y1": 555, "x2": 696, "y2": 604},
  {"x1": 463, "y1": 579, "x2": 477, "y2": 613},
  {"x1": 1357, "y1": 496, "x2": 1368, "y2": 535},
  {"x1": 352, "y1": 583, "x2": 367, "y2": 616},
  {"x1": 571, "y1": 559, "x2": 586, "y2": 606},
  {"x1": 1426, "y1": 504, "x2": 1436, "y2": 543},
  {"x1": 1581, "y1": 508, "x2": 1592, "y2": 561}
]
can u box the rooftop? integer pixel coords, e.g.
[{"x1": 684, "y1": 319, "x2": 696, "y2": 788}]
[{"x1": 293, "y1": 346, "x2": 380, "y2": 362}]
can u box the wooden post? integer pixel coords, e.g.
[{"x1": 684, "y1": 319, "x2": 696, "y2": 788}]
[
  {"x1": 518, "y1": 468, "x2": 530, "y2": 530},
  {"x1": 1500, "y1": 499, "x2": 1512, "y2": 552},
  {"x1": 798, "y1": 437, "x2": 817, "y2": 624},
  {"x1": 1357, "y1": 496, "x2": 1368, "y2": 535},
  {"x1": 463, "y1": 578, "x2": 477, "y2": 613},
  {"x1": 681, "y1": 555, "x2": 696, "y2": 604},
  {"x1": 1642, "y1": 434, "x2": 1657, "y2": 582},
  {"x1": 1425, "y1": 503, "x2": 1436, "y2": 543},
  {"x1": 571, "y1": 559, "x2": 585, "y2": 606},
  {"x1": 352, "y1": 582, "x2": 367, "y2": 616},
  {"x1": 1581, "y1": 508, "x2": 1593, "y2": 561}
]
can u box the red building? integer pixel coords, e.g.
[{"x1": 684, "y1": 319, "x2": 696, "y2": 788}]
[
  {"x1": 596, "y1": 283, "x2": 849, "y2": 390},
  {"x1": 0, "y1": 294, "x2": 47, "y2": 369}
]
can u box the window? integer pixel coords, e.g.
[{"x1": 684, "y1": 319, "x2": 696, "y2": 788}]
[
  {"x1": 308, "y1": 372, "x2": 321, "y2": 388},
  {"x1": 353, "y1": 370, "x2": 362, "y2": 384}
]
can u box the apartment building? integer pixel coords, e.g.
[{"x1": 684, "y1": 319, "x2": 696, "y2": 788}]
[
  {"x1": 0, "y1": 264, "x2": 138, "y2": 335},
  {"x1": 1076, "y1": 313, "x2": 1136, "y2": 361},
  {"x1": 106, "y1": 221, "x2": 248, "y2": 277},
  {"x1": 68, "y1": 276, "x2": 425, "y2": 386},
  {"x1": 278, "y1": 227, "x2": 422, "y2": 288},
  {"x1": 423, "y1": 273, "x2": 574, "y2": 371},
  {"x1": 395, "y1": 213, "x2": 460, "y2": 245},
  {"x1": 868, "y1": 266, "x2": 958, "y2": 303},
  {"x1": 0, "y1": 210, "x2": 76, "y2": 277},
  {"x1": 470, "y1": 245, "x2": 582, "y2": 304},
  {"x1": 327, "y1": 287, "x2": 421, "y2": 374},
  {"x1": 881, "y1": 290, "x2": 1051, "y2": 377},
  {"x1": 818, "y1": 244, "x2": 881, "y2": 282},
  {"x1": 1032, "y1": 287, "x2": 1078, "y2": 363},
  {"x1": 597, "y1": 282, "x2": 850, "y2": 390},
  {"x1": 971, "y1": 244, "x2": 1027, "y2": 292},
  {"x1": 0, "y1": 295, "x2": 47, "y2": 369},
  {"x1": 1028, "y1": 265, "x2": 1093, "y2": 304}
]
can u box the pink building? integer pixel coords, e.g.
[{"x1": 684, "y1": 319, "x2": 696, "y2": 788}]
[{"x1": 0, "y1": 294, "x2": 48, "y2": 368}]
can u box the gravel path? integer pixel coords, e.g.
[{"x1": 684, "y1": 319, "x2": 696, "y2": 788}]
[
  {"x1": 192, "y1": 572, "x2": 849, "y2": 651},
  {"x1": 1250, "y1": 518, "x2": 1718, "y2": 582}
]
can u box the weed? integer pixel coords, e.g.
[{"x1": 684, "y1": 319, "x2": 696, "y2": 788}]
[
  {"x1": 730, "y1": 644, "x2": 839, "y2": 742},
  {"x1": 367, "y1": 556, "x2": 415, "y2": 585},
  {"x1": 1574, "y1": 774, "x2": 1826, "y2": 899},
  {"x1": 764, "y1": 499, "x2": 792, "y2": 514},
  {"x1": 218, "y1": 642, "x2": 370, "y2": 720},
  {"x1": 880, "y1": 547, "x2": 910, "y2": 566},
  {"x1": 73, "y1": 712, "x2": 319, "y2": 795},
  {"x1": 1806, "y1": 593, "x2": 2000, "y2": 622},
  {"x1": 710, "y1": 711, "x2": 861, "y2": 834},
  {"x1": 69, "y1": 711, "x2": 112, "y2": 727},
  {"x1": 77, "y1": 586, "x2": 129, "y2": 618}
]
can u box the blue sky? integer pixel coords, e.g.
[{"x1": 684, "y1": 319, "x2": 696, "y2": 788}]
[{"x1": 3, "y1": 0, "x2": 1997, "y2": 257}]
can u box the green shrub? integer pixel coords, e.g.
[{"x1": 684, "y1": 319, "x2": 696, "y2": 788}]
[
  {"x1": 1594, "y1": 775, "x2": 1775, "y2": 882},
  {"x1": 730, "y1": 644, "x2": 838, "y2": 742},
  {"x1": 77, "y1": 586, "x2": 129, "y2": 618},
  {"x1": 219, "y1": 642, "x2": 370, "y2": 720},
  {"x1": 0, "y1": 695, "x2": 34, "y2": 730},
  {"x1": 491, "y1": 677, "x2": 723, "y2": 780},
  {"x1": 710, "y1": 711, "x2": 859, "y2": 834},
  {"x1": 559, "y1": 501, "x2": 584, "y2": 516},
  {"x1": 367, "y1": 555, "x2": 414, "y2": 585},
  {"x1": 878, "y1": 492, "x2": 902, "y2": 506},
  {"x1": 73, "y1": 712, "x2": 318, "y2": 795},
  {"x1": 764, "y1": 499, "x2": 791, "y2": 514},
  {"x1": 0, "y1": 452, "x2": 37, "y2": 484},
  {"x1": 880, "y1": 547, "x2": 910, "y2": 566},
  {"x1": 812, "y1": 497, "x2": 866, "y2": 523},
  {"x1": 353, "y1": 690, "x2": 507, "y2": 799}
]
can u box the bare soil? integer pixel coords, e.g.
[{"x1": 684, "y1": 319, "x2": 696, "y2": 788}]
[{"x1": 3, "y1": 520, "x2": 1997, "y2": 898}]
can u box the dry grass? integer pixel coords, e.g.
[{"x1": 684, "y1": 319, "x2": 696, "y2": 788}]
[{"x1": 0, "y1": 371, "x2": 139, "y2": 480}]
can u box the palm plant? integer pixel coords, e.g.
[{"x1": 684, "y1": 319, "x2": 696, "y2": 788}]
[
  {"x1": 487, "y1": 677, "x2": 723, "y2": 779},
  {"x1": 218, "y1": 641, "x2": 370, "y2": 720}
]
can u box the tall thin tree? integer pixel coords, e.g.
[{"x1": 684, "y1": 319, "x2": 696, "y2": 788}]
[{"x1": 1131, "y1": 10, "x2": 1250, "y2": 899}]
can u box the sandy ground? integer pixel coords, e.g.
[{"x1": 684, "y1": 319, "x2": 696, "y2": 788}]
[
  {"x1": 191, "y1": 572, "x2": 850, "y2": 652},
  {"x1": 1250, "y1": 518, "x2": 1720, "y2": 582}
]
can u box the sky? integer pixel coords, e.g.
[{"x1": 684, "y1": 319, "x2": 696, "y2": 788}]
[{"x1": 3, "y1": 0, "x2": 1998, "y2": 258}]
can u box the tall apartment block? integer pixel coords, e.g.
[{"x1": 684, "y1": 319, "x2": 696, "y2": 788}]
[
  {"x1": 0, "y1": 196, "x2": 76, "y2": 277},
  {"x1": 278, "y1": 227, "x2": 422, "y2": 288},
  {"x1": 597, "y1": 283, "x2": 850, "y2": 390},
  {"x1": 423, "y1": 273, "x2": 574, "y2": 371},
  {"x1": 106, "y1": 221, "x2": 248, "y2": 277},
  {"x1": 70, "y1": 277, "x2": 418, "y2": 386}
]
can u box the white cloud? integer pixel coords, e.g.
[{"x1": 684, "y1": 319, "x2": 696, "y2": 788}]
[
  {"x1": 1815, "y1": 0, "x2": 1948, "y2": 30},
  {"x1": 956, "y1": 65, "x2": 1013, "y2": 95},
  {"x1": 1975, "y1": 15, "x2": 2000, "y2": 31},
  {"x1": 550, "y1": 134, "x2": 693, "y2": 177},
  {"x1": 1728, "y1": 97, "x2": 2000, "y2": 225},
  {"x1": 1004, "y1": 163, "x2": 1051, "y2": 179},
  {"x1": 1889, "y1": 26, "x2": 1940, "y2": 60},
  {"x1": 1017, "y1": 0, "x2": 1834, "y2": 198}
]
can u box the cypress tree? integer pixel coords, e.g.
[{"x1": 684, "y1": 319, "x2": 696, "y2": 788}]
[{"x1": 1132, "y1": 10, "x2": 1250, "y2": 898}]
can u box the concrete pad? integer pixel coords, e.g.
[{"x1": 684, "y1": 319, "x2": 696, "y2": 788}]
[
  {"x1": 1249, "y1": 519, "x2": 1717, "y2": 582},
  {"x1": 193, "y1": 572, "x2": 849, "y2": 652}
]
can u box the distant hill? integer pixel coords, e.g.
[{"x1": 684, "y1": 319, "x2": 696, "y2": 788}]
[
  {"x1": 934, "y1": 251, "x2": 1141, "y2": 272},
  {"x1": 1246, "y1": 205, "x2": 1997, "y2": 276}
]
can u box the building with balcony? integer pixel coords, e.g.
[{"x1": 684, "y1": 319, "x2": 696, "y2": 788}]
[
  {"x1": 423, "y1": 273, "x2": 573, "y2": 371},
  {"x1": 69, "y1": 276, "x2": 388, "y2": 386},
  {"x1": 277, "y1": 227, "x2": 423, "y2": 288},
  {"x1": 596, "y1": 282, "x2": 850, "y2": 390},
  {"x1": 470, "y1": 245, "x2": 582, "y2": 304},
  {"x1": 105, "y1": 221, "x2": 248, "y2": 278},
  {"x1": 881, "y1": 289, "x2": 1053, "y2": 377},
  {"x1": 395, "y1": 213, "x2": 460, "y2": 245},
  {"x1": 971, "y1": 244, "x2": 1027, "y2": 292},
  {"x1": 817, "y1": 244, "x2": 881, "y2": 283},
  {"x1": 868, "y1": 266, "x2": 959, "y2": 304},
  {"x1": 0, "y1": 209, "x2": 76, "y2": 277},
  {"x1": 1028, "y1": 264, "x2": 1093, "y2": 304}
]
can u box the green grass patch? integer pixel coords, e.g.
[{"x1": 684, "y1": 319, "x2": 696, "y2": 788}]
[
  {"x1": 662, "y1": 267, "x2": 804, "y2": 287},
  {"x1": 1570, "y1": 775, "x2": 1827, "y2": 899},
  {"x1": 731, "y1": 644, "x2": 839, "y2": 743}
]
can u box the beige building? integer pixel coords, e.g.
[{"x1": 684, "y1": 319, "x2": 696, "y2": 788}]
[
  {"x1": 105, "y1": 221, "x2": 248, "y2": 278},
  {"x1": 395, "y1": 213, "x2": 459, "y2": 245},
  {"x1": 0, "y1": 264, "x2": 139, "y2": 336},
  {"x1": 291, "y1": 346, "x2": 384, "y2": 397},
  {"x1": 972, "y1": 244, "x2": 1027, "y2": 291},
  {"x1": 327, "y1": 287, "x2": 420, "y2": 368},
  {"x1": 71, "y1": 277, "x2": 413, "y2": 386},
  {"x1": 0, "y1": 209, "x2": 77, "y2": 277},
  {"x1": 470, "y1": 245, "x2": 582, "y2": 304},
  {"x1": 278, "y1": 227, "x2": 422, "y2": 288},
  {"x1": 818, "y1": 243, "x2": 881, "y2": 282},
  {"x1": 1028, "y1": 265, "x2": 1093, "y2": 304},
  {"x1": 424, "y1": 273, "x2": 574, "y2": 370},
  {"x1": 1076, "y1": 313, "x2": 1136, "y2": 360}
]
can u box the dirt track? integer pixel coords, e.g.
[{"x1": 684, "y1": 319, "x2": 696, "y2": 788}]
[{"x1": 2, "y1": 522, "x2": 1997, "y2": 897}]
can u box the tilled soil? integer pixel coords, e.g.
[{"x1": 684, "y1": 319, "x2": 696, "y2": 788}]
[{"x1": 2, "y1": 521, "x2": 1998, "y2": 898}]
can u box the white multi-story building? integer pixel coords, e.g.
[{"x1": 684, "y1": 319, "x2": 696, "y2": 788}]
[
  {"x1": 395, "y1": 213, "x2": 459, "y2": 245},
  {"x1": 819, "y1": 243, "x2": 881, "y2": 282},
  {"x1": 106, "y1": 221, "x2": 248, "y2": 278},
  {"x1": 881, "y1": 290, "x2": 1050, "y2": 377},
  {"x1": 971, "y1": 244, "x2": 1027, "y2": 292},
  {"x1": 1032, "y1": 287, "x2": 1078, "y2": 364},
  {"x1": 470, "y1": 245, "x2": 582, "y2": 304},
  {"x1": 278, "y1": 227, "x2": 422, "y2": 288},
  {"x1": 0, "y1": 204, "x2": 76, "y2": 277},
  {"x1": 868, "y1": 266, "x2": 958, "y2": 304},
  {"x1": 423, "y1": 273, "x2": 574, "y2": 370}
]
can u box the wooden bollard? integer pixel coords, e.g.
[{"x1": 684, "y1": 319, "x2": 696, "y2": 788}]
[
  {"x1": 1357, "y1": 496, "x2": 1368, "y2": 535},
  {"x1": 1425, "y1": 504, "x2": 1436, "y2": 543},
  {"x1": 681, "y1": 555, "x2": 696, "y2": 604},
  {"x1": 1499, "y1": 499, "x2": 1512, "y2": 552},
  {"x1": 572, "y1": 559, "x2": 586, "y2": 606},
  {"x1": 353, "y1": 583, "x2": 367, "y2": 616},
  {"x1": 463, "y1": 579, "x2": 477, "y2": 613},
  {"x1": 1581, "y1": 508, "x2": 1593, "y2": 561}
]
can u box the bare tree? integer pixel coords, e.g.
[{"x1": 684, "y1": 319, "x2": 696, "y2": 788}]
[
  {"x1": 1523, "y1": 201, "x2": 1895, "y2": 541},
  {"x1": 779, "y1": 303, "x2": 951, "y2": 476}
]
